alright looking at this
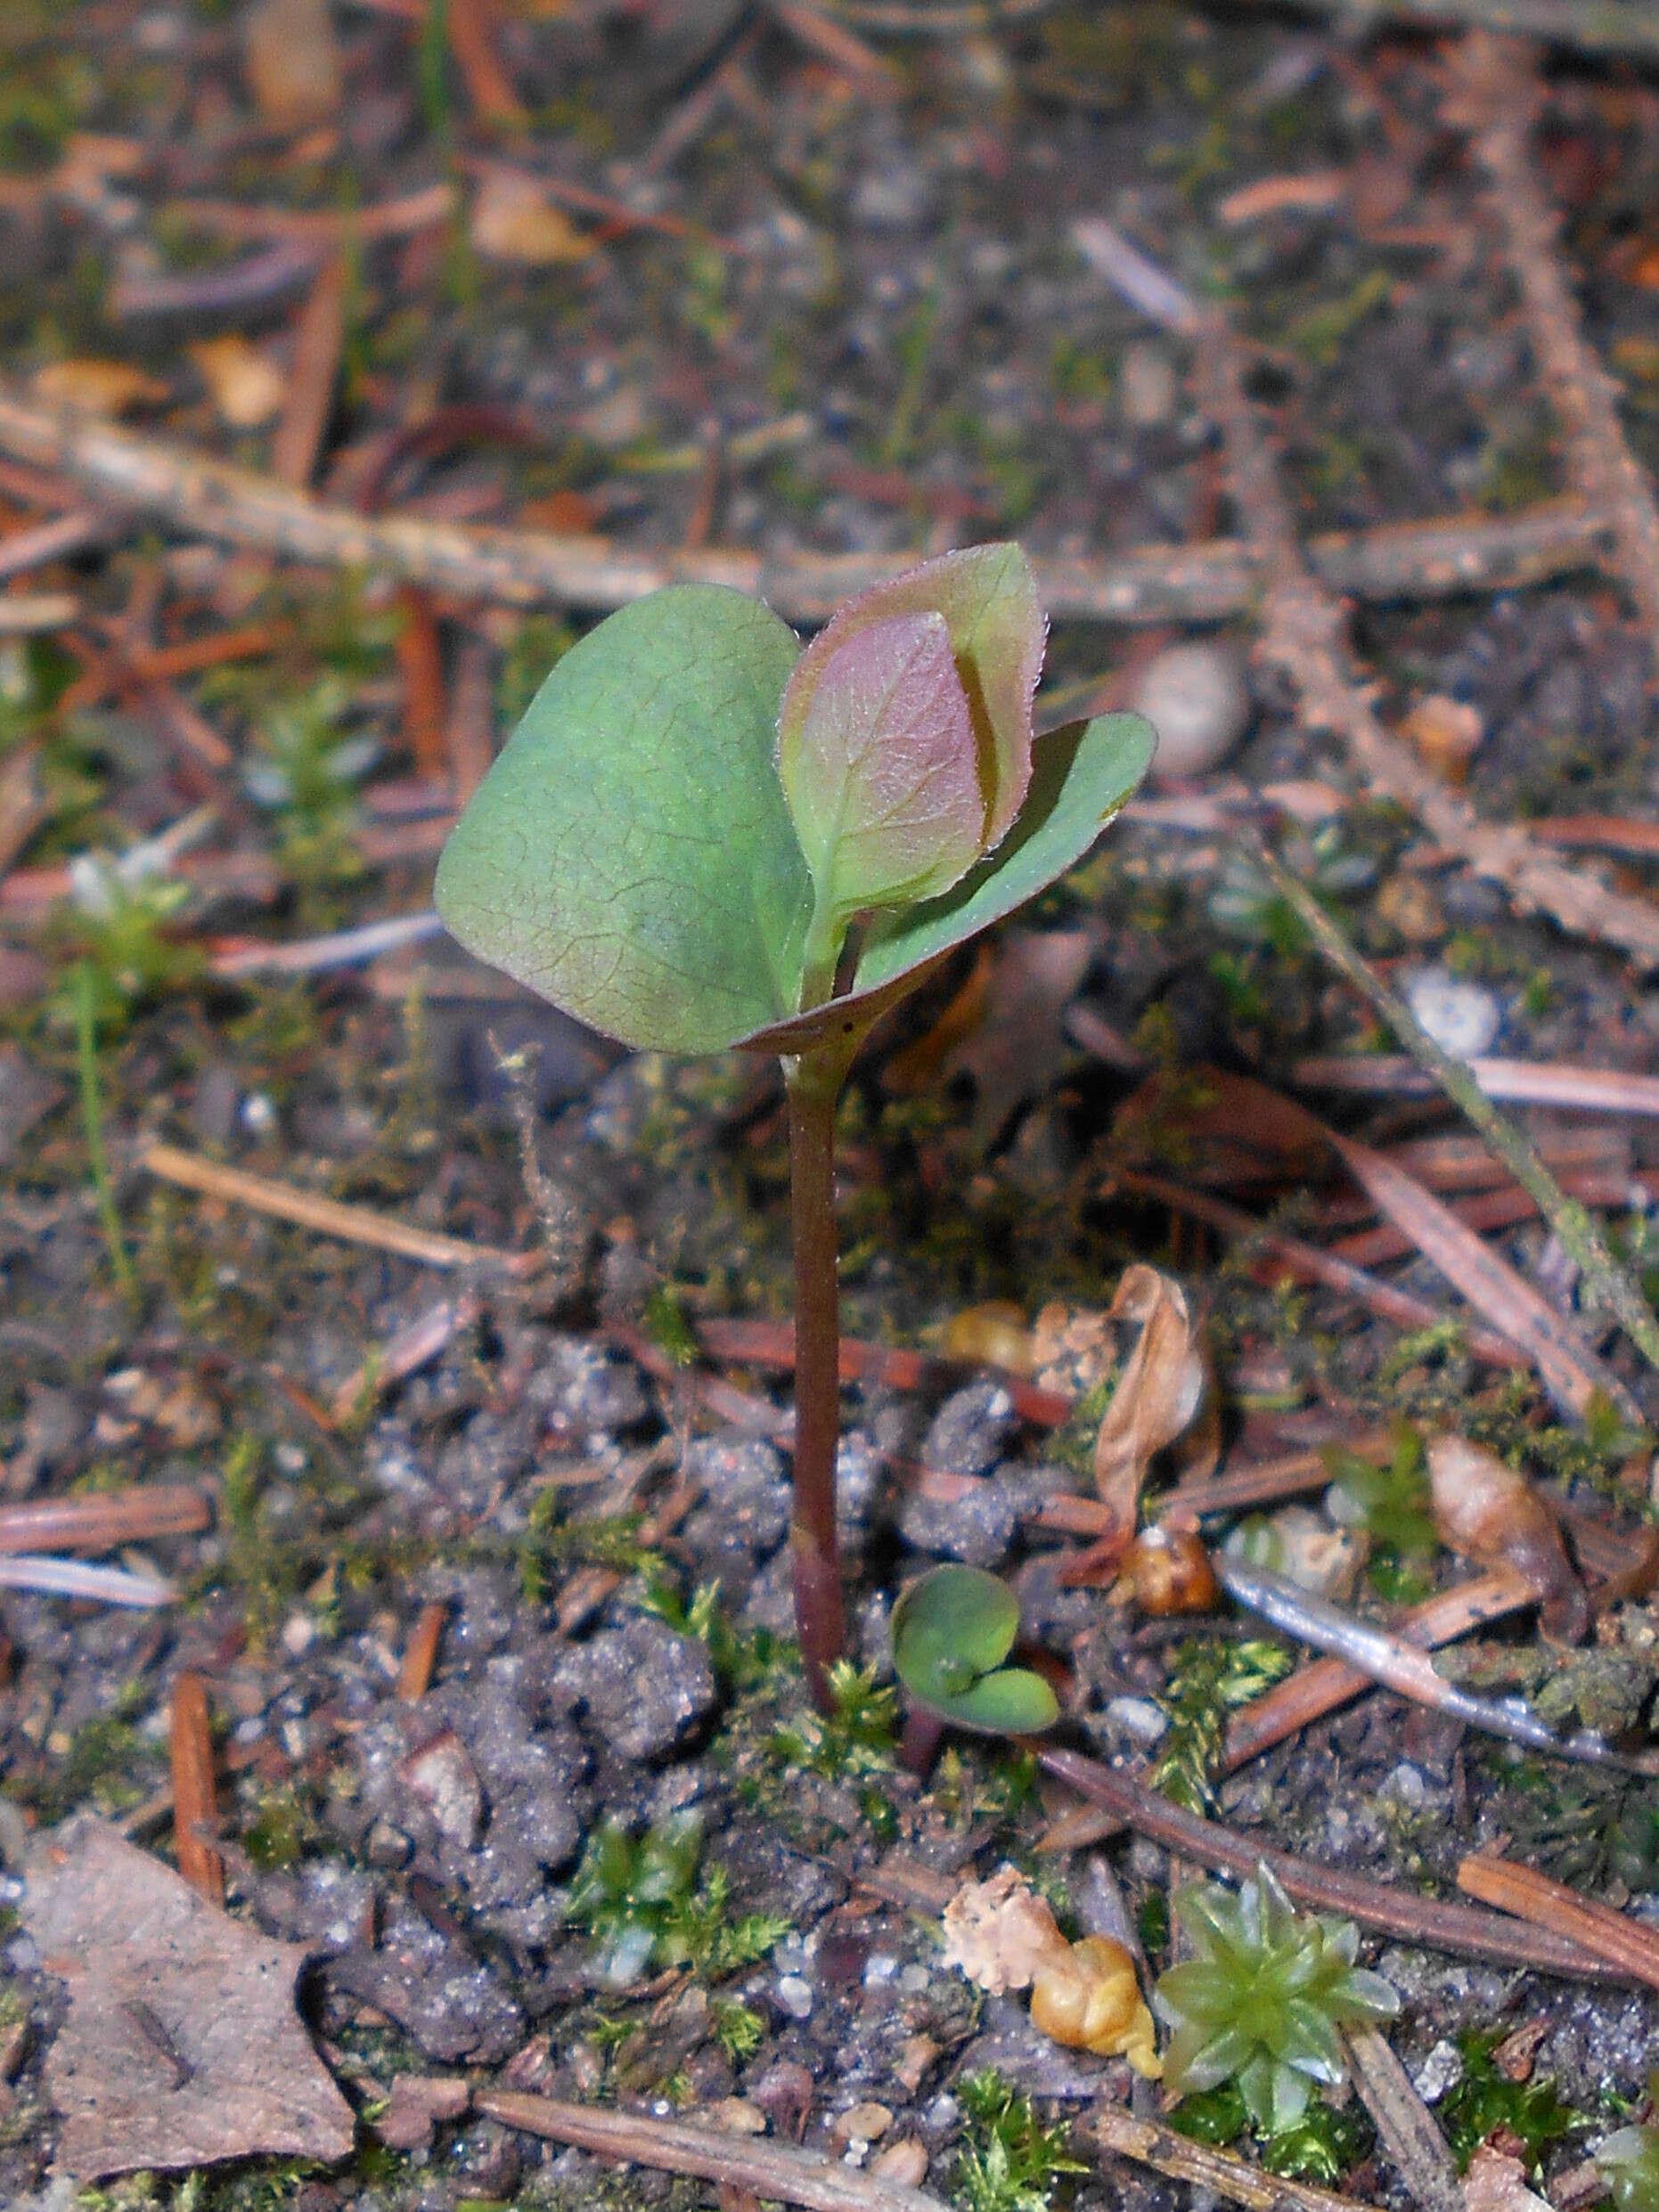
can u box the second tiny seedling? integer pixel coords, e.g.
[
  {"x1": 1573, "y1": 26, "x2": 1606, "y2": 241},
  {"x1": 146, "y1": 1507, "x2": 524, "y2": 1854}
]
[{"x1": 437, "y1": 546, "x2": 1154, "y2": 1702}]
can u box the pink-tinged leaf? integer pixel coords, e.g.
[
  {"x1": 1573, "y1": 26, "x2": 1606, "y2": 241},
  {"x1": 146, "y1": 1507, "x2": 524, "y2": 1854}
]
[
  {"x1": 780, "y1": 610, "x2": 985, "y2": 926},
  {"x1": 779, "y1": 542, "x2": 1045, "y2": 858}
]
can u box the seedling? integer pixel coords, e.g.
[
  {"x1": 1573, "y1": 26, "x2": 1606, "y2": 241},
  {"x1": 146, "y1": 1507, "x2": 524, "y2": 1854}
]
[
  {"x1": 437, "y1": 546, "x2": 1154, "y2": 1702},
  {"x1": 891, "y1": 1564, "x2": 1058, "y2": 1734},
  {"x1": 1154, "y1": 1865, "x2": 1398, "y2": 2133},
  {"x1": 562, "y1": 1810, "x2": 789, "y2": 1988}
]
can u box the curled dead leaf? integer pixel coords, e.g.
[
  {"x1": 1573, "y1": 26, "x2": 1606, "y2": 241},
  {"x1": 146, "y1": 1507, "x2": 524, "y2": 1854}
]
[
  {"x1": 1426, "y1": 1435, "x2": 1589, "y2": 1643},
  {"x1": 940, "y1": 1865, "x2": 1160, "y2": 2075},
  {"x1": 1091, "y1": 1265, "x2": 1207, "y2": 1570}
]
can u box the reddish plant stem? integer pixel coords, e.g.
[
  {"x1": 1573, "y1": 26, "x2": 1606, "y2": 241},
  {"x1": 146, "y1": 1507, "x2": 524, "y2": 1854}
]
[{"x1": 787, "y1": 1053, "x2": 848, "y2": 1710}]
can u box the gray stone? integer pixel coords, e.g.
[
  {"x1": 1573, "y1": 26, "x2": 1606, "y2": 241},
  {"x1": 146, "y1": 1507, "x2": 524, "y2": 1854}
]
[{"x1": 554, "y1": 1613, "x2": 715, "y2": 1759}]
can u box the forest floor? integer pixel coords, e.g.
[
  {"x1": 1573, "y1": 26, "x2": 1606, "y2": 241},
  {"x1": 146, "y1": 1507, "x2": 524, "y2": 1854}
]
[{"x1": 7, "y1": 2, "x2": 1659, "y2": 2209}]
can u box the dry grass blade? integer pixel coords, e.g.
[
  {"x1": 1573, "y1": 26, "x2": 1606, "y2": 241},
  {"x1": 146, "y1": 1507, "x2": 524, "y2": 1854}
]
[
  {"x1": 1344, "y1": 2026, "x2": 1465, "y2": 2212},
  {"x1": 140, "y1": 1139, "x2": 532, "y2": 1273},
  {"x1": 1035, "y1": 1747, "x2": 1613, "y2": 1980},
  {"x1": 1458, "y1": 1854, "x2": 1659, "y2": 1995},
  {"x1": 1112, "y1": 1170, "x2": 1527, "y2": 1371},
  {"x1": 1330, "y1": 1130, "x2": 1633, "y2": 1422},
  {"x1": 0, "y1": 1555, "x2": 177, "y2": 1604},
  {"x1": 476, "y1": 2090, "x2": 952, "y2": 2212},
  {"x1": 1254, "y1": 844, "x2": 1659, "y2": 1384},
  {"x1": 1092, "y1": 2103, "x2": 1385, "y2": 2212},
  {"x1": 169, "y1": 1672, "x2": 223, "y2": 1906},
  {"x1": 1214, "y1": 1555, "x2": 1646, "y2": 1770},
  {"x1": 271, "y1": 256, "x2": 345, "y2": 491},
  {"x1": 1222, "y1": 1571, "x2": 1535, "y2": 1771}
]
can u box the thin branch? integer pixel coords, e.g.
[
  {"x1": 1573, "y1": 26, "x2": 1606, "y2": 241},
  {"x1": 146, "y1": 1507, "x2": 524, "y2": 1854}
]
[
  {"x1": 1344, "y1": 2027, "x2": 1466, "y2": 2212},
  {"x1": 1195, "y1": 314, "x2": 1659, "y2": 967},
  {"x1": 0, "y1": 388, "x2": 1618, "y2": 627},
  {"x1": 1092, "y1": 2103, "x2": 1385, "y2": 2212},
  {"x1": 1448, "y1": 34, "x2": 1659, "y2": 649},
  {"x1": 476, "y1": 2089, "x2": 952, "y2": 2212},
  {"x1": 1214, "y1": 0, "x2": 1659, "y2": 61}
]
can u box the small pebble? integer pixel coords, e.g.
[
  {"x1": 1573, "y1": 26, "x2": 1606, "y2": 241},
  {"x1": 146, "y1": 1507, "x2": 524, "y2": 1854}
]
[
  {"x1": 1120, "y1": 339, "x2": 1176, "y2": 429},
  {"x1": 872, "y1": 2140, "x2": 931, "y2": 2189},
  {"x1": 1134, "y1": 641, "x2": 1253, "y2": 782},
  {"x1": 775, "y1": 1975, "x2": 815, "y2": 2020},
  {"x1": 280, "y1": 1612, "x2": 317, "y2": 1658},
  {"x1": 1414, "y1": 2038, "x2": 1465, "y2": 2102},
  {"x1": 1402, "y1": 967, "x2": 1502, "y2": 1058},
  {"x1": 898, "y1": 1963, "x2": 932, "y2": 1996},
  {"x1": 714, "y1": 2099, "x2": 768, "y2": 2135},
  {"x1": 833, "y1": 2102, "x2": 894, "y2": 2144},
  {"x1": 1103, "y1": 1695, "x2": 1168, "y2": 1745}
]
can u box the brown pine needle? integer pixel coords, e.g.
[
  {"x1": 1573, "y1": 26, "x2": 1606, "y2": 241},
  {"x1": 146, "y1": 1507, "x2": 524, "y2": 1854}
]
[
  {"x1": 398, "y1": 1601, "x2": 448, "y2": 1701},
  {"x1": 0, "y1": 1482, "x2": 210, "y2": 1556},
  {"x1": 169, "y1": 1672, "x2": 223, "y2": 1906},
  {"x1": 1092, "y1": 2104, "x2": 1385, "y2": 2212},
  {"x1": 139, "y1": 1139, "x2": 532, "y2": 1274},
  {"x1": 1458, "y1": 1854, "x2": 1659, "y2": 1996}
]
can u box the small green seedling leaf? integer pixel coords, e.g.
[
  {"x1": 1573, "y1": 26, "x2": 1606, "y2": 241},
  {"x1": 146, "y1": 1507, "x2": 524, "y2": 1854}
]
[
  {"x1": 892, "y1": 1563, "x2": 1059, "y2": 1734},
  {"x1": 780, "y1": 609, "x2": 985, "y2": 934},
  {"x1": 437, "y1": 556, "x2": 1154, "y2": 1057},
  {"x1": 436, "y1": 585, "x2": 810, "y2": 1053}
]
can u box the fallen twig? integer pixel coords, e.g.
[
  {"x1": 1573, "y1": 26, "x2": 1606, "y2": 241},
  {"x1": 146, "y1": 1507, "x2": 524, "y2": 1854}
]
[
  {"x1": 1448, "y1": 34, "x2": 1659, "y2": 649},
  {"x1": 139, "y1": 1139, "x2": 533, "y2": 1273},
  {"x1": 476, "y1": 2088, "x2": 952, "y2": 2212},
  {"x1": 1344, "y1": 2026, "x2": 1465, "y2": 2212},
  {"x1": 0, "y1": 388, "x2": 1621, "y2": 626},
  {"x1": 1035, "y1": 1746, "x2": 1614, "y2": 1980},
  {"x1": 1092, "y1": 2102, "x2": 1385, "y2": 2212},
  {"x1": 1197, "y1": 311, "x2": 1659, "y2": 967},
  {"x1": 169, "y1": 1671, "x2": 224, "y2": 1906},
  {"x1": 331, "y1": 1292, "x2": 480, "y2": 1424},
  {"x1": 1254, "y1": 845, "x2": 1659, "y2": 1385},
  {"x1": 1458, "y1": 1853, "x2": 1659, "y2": 1996},
  {"x1": 1214, "y1": 1555, "x2": 1654, "y2": 1773},
  {"x1": 1215, "y1": 0, "x2": 1659, "y2": 61}
]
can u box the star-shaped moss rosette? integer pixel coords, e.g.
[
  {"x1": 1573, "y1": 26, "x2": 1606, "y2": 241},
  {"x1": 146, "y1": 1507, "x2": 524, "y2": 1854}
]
[
  {"x1": 891, "y1": 1564, "x2": 1059, "y2": 1735},
  {"x1": 437, "y1": 546, "x2": 1155, "y2": 1702},
  {"x1": 1154, "y1": 1865, "x2": 1399, "y2": 2134}
]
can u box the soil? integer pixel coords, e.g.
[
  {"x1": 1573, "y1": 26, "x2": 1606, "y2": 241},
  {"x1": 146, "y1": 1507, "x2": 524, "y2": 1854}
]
[{"x1": 4, "y1": 2, "x2": 1659, "y2": 2208}]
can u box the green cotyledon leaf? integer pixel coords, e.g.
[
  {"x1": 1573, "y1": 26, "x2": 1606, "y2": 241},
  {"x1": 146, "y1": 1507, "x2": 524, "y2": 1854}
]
[
  {"x1": 435, "y1": 584, "x2": 812, "y2": 1055},
  {"x1": 891, "y1": 1565, "x2": 1060, "y2": 1735}
]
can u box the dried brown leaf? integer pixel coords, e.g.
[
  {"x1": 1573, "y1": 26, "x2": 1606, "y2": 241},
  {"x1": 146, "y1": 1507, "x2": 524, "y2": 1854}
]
[
  {"x1": 33, "y1": 360, "x2": 168, "y2": 417},
  {"x1": 22, "y1": 1817, "x2": 354, "y2": 2179},
  {"x1": 1463, "y1": 2144, "x2": 1552, "y2": 2212},
  {"x1": 188, "y1": 337, "x2": 286, "y2": 429},
  {"x1": 1426, "y1": 1435, "x2": 1589, "y2": 1642},
  {"x1": 471, "y1": 171, "x2": 595, "y2": 265},
  {"x1": 1091, "y1": 1265, "x2": 1205, "y2": 1566}
]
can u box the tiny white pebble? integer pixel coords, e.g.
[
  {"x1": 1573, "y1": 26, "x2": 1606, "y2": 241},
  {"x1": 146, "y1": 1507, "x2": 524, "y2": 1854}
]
[
  {"x1": 863, "y1": 1953, "x2": 899, "y2": 1985},
  {"x1": 281, "y1": 1612, "x2": 316, "y2": 1657},
  {"x1": 240, "y1": 1091, "x2": 277, "y2": 1134},
  {"x1": 1135, "y1": 641, "x2": 1253, "y2": 781},
  {"x1": 775, "y1": 1974, "x2": 814, "y2": 2020},
  {"x1": 1402, "y1": 967, "x2": 1502, "y2": 1059},
  {"x1": 1104, "y1": 1695, "x2": 1169, "y2": 1745},
  {"x1": 898, "y1": 1963, "x2": 931, "y2": 1996}
]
